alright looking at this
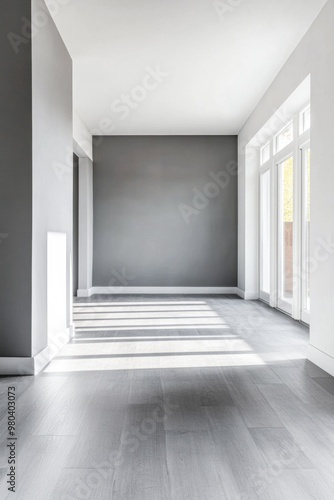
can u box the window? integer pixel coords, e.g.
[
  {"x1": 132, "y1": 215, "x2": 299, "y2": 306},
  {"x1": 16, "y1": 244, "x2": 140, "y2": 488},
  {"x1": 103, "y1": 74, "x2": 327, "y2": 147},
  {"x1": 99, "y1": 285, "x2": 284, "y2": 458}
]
[
  {"x1": 258, "y1": 104, "x2": 311, "y2": 323},
  {"x1": 261, "y1": 142, "x2": 270, "y2": 165},
  {"x1": 300, "y1": 106, "x2": 311, "y2": 134},
  {"x1": 275, "y1": 122, "x2": 293, "y2": 153}
]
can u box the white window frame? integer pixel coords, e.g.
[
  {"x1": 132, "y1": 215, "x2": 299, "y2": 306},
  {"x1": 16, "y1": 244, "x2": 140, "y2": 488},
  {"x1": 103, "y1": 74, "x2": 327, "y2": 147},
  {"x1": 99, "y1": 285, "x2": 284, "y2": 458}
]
[
  {"x1": 300, "y1": 141, "x2": 311, "y2": 324},
  {"x1": 274, "y1": 121, "x2": 294, "y2": 155},
  {"x1": 299, "y1": 104, "x2": 311, "y2": 135},
  {"x1": 259, "y1": 166, "x2": 271, "y2": 303},
  {"x1": 258, "y1": 106, "x2": 310, "y2": 324},
  {"x1": 260, "y1": 142, "x2": 270, "y2": 166}
]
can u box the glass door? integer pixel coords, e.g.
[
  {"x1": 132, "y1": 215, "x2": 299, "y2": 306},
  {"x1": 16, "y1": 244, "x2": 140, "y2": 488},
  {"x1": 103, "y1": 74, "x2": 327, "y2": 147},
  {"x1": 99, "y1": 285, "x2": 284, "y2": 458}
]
[
  {"x1": 258, "y1": 104, "x2": 311, "y2": 322},
  {"x1": 277, "y1": 156, "x2": 294, "y2": 314},
  {"x1": 260, "y1": 169, "x2": 271, "y2": 302}
]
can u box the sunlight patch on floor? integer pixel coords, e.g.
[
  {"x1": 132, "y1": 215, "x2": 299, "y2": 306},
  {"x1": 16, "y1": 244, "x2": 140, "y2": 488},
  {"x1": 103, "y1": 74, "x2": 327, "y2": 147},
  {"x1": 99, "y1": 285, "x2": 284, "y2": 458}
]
[
  {"x1": 45, "y1": 299, "x2": 268, "y2": 372},
  {"x1": 75, "y1": 325, "x2": 231, "y2": 332},
  {"x1": 73, "y1": 301, "x2": 208, "y2": 307},
  {"x1": 73, "y1": 334, "x2": 239, "y2": 341},
  {"x1": 45, "y1": 352, "x2": 266, "y2": 372},
  {"x1": 58, "y1": 338, "x2": 252, "y2": 357}
]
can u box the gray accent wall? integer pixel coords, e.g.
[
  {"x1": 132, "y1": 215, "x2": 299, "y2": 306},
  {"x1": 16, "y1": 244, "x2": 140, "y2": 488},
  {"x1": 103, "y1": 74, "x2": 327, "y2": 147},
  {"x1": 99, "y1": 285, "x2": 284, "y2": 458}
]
[
  {"x1": 93, "y1": 136, "x2": 237, "y2": 287},
  {"x1": 0, "y1": 0, "x2": 33, "y2": 357}
]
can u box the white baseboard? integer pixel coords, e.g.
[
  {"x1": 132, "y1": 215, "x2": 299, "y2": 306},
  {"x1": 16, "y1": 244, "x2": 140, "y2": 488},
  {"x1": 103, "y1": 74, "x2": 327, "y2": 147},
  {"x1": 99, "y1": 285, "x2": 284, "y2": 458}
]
[
  {"x1": 34, "y1": 324, "x2": 74, "y2": 375},
  {"x1": 69, "y1": 323, "x2": 75, "y2": 340},
  {"x1": 307, "y1": 345, "x2": 334, "y2": 377},
  {"x1": 77, "y1": 286, "x2": 237, "y2": 297},
  {"x1": 77, "y1": 287, "x2": 94, "y2": 297},
  {"x1": 0, "y1": 324, "x2": 75, "y2": 376},
  {"x1": 236, "y1": 288, "x2": 259, "y2": 300}
]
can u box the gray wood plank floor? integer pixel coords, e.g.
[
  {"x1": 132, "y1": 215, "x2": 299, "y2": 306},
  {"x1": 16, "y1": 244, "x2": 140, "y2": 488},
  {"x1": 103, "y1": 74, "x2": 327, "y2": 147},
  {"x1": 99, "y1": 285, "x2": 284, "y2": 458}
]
[{"x1": 1, "y1": 295, "x2": 334, "y2": 499}]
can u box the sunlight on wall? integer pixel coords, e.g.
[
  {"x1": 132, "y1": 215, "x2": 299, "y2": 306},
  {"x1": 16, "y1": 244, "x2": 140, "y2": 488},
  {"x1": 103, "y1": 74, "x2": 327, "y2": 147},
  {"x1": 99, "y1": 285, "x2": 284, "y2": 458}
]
[{"x1": 47, "y1": 232, "x2": 67, "y2": 345}]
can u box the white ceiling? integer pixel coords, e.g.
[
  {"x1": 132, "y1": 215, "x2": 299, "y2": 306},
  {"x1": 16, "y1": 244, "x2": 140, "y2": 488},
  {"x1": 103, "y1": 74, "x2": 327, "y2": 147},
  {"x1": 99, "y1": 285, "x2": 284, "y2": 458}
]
[{"x1": 49, "y1": 0, "x2": 327, "y2": 135}]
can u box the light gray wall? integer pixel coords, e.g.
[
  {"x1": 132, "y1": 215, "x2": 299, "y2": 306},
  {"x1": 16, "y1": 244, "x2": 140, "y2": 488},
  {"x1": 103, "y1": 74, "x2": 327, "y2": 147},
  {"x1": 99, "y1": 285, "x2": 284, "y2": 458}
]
[
  {"x1": 78, "y1": 157, "x2": 94, "y2": 293},
  {"x1": 93, "y1": 136, "x2": 237, "y2": 287},
  {"x1": 0, "y1": 0, "x2": 32, "y2": 357},
  {"x1": 31, "y1": 0, "x2": 73, "y2": 356},
  {"x1": 238, "y1": 0, "x2": 334, "y2": 372}
]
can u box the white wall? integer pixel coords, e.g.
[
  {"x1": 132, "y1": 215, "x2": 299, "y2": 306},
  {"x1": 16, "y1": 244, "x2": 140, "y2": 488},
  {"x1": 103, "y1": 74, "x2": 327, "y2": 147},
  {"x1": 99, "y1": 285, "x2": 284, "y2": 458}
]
[
  {"x1": 238, "y1": 0, "x2": 334, "y2": 374},
  {"x1": 32, "y1": 0, "x2": 73, "y2": 358},
  {"x1": 73, "y1": 109, "x2": 93, "y2": 160},
  {"x1": 78, "y1": 157, "x2": 93, "y2": 296}
]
